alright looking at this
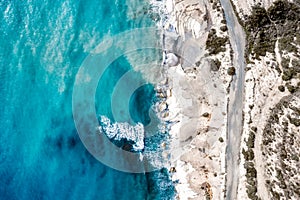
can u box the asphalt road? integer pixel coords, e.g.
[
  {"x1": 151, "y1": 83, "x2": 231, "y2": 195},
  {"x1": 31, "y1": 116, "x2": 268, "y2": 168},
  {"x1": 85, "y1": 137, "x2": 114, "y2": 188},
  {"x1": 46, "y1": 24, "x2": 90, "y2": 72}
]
[{"x1": 219, "y1": 0, "x2": 246, "y2": 199}]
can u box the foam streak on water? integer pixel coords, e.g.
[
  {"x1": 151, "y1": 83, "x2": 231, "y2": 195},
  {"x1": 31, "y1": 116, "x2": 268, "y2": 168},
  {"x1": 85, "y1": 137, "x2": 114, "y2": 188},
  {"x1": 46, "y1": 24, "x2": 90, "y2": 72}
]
[{"x1": 99, "y1": 115, "x2": 145, "y2": 151}]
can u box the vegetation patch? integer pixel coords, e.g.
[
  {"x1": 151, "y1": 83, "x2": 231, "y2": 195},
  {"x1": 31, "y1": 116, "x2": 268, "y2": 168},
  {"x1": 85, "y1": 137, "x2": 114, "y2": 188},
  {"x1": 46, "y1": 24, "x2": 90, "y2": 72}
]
[
  {"x1": 218, "y1": 137, "x2": 224, "y2": 143},
  {"x1": 206, "y1": 28, "x2": 228, "y2": 55},
  {"x1": 210, "y1": 59, "x2": 221, "y2": 71},
  {"x1": 220, "y1": 25, "x2": 228, "y2": 32},
  {"x1": 262, "y1": 92, "x2": 300, "y2": 199},
  {"x1": 202, "y1": 112, "x2": 210, "y2": 117},
  {"x1": 244, "y1": 0, "x2": 300, "y2": 64},
  {"x1": 243, "y1": 161, "x2": 259, "y2": 200},
  {"x1": 244, "y1": 6, "x2": 276, "y2": 60},
  {"x1": 227, "y1": 67, "x2": 236, "y2": 75},
  {"x1": 242, "y1": 125, "x2": 259, "y2": 199},
  {"x1": 278, "y1": 85, "x2": 285, "y2": 92}
]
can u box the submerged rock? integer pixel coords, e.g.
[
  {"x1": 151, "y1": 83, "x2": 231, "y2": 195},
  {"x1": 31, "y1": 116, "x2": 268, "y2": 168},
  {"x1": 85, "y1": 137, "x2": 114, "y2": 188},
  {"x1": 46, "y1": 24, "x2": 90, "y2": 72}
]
[{"x1": 169, "y1": 167, "x2": 176, "y2": 173}]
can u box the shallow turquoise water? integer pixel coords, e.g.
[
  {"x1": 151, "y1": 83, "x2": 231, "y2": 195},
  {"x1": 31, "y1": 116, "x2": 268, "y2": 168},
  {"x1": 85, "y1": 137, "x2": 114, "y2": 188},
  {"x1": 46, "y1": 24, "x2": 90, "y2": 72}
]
[
  {"x1": 95, "y1": 54, "x2": 157, "y2": 125},
  {"x1": 0, "y1": 0, "x2": 174, "y2": 199}
]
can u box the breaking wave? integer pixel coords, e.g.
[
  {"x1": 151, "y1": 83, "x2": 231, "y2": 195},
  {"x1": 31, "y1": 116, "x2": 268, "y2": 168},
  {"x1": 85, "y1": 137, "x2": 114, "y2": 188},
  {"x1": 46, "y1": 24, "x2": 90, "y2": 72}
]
[{"x1": 98, "y1": 115, "x2": 145, "y2": 151}]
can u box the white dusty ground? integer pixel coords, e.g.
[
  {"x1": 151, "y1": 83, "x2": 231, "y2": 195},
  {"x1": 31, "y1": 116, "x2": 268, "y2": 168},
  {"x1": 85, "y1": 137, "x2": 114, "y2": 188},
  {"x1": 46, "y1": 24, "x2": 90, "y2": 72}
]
[
  {"x1": 230, "y1": 0, "x2": 300, "y2": 199},
  {"x1": 238, "y1": 52, "x2": 289, "y2": 199}
]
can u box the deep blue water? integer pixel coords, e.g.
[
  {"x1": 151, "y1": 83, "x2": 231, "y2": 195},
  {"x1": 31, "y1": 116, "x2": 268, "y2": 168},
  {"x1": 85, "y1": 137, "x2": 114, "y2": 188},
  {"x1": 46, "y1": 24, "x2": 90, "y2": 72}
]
[
  {"x1": 0, "y1": 0, "x2": 174, "y2": 199},
  {"x1": 129, "y1": 84, "x2": 156, "y2": 126}
]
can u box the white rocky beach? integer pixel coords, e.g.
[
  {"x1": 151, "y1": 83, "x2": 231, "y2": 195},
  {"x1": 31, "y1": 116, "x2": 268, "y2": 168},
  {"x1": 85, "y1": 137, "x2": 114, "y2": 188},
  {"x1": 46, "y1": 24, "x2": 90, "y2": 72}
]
[{"x1": 152, "y1": 0, "x2": 234, "y2": 199}]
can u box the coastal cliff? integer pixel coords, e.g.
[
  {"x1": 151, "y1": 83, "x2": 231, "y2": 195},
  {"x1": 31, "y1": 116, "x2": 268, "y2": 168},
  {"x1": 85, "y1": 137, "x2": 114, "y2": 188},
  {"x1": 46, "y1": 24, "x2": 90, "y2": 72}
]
[{"x1": 153, "y1": 0, "x2": 235, "y2": 199}]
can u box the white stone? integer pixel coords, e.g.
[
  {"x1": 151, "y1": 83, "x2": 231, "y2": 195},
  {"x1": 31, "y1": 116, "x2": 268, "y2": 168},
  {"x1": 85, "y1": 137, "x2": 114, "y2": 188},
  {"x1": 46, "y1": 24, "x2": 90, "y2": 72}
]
[{"x1": 166, "y1": 53, "x2": 179, "y2": 66}]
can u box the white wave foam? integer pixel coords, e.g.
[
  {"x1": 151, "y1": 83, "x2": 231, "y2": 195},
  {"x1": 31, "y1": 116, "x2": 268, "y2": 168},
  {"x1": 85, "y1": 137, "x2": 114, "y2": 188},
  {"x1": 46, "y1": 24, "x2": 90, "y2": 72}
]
[
  {"x1": 149, "y1": 0, "x2": 169, "y2": 27},
  {"x1": 99, "y1": 115, "x2": 145, "y2": 151}
]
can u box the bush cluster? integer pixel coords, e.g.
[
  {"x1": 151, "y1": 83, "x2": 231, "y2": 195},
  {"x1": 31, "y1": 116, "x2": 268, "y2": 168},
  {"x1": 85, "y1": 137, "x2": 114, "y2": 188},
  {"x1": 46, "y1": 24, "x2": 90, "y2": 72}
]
[
  {"x1": 206, "y1": 29, "x2": 228, "y2": 55},
  {"x1": 244, "y1": 0, "x2": 300, "y2": 62}
]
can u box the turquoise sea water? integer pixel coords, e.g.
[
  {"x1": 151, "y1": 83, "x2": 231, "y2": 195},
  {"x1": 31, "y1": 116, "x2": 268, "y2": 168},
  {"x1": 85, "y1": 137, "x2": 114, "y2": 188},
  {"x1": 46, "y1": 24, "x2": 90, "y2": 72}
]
[{"x1": 0, "y1": 0, "x2": 174, "y2": 199}]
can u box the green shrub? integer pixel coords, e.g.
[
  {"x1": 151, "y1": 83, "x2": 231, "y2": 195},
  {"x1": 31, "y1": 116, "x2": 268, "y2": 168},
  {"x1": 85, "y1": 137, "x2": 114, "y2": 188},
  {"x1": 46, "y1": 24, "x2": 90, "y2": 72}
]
[
  {"x1": 202, "y1": 112, "x2": 210, "y2": 117},
  {"x1": 247, "y1": 132, "x2": 255, "y2": 148},
  {"x1": 278, "y1": 85, "x2": 285, "y2": 92},
  {"x1": 206, "y1": 29, "x2": 228, "y2": 55},
  {"x1": 289, "y1": 118, "x2": 300, "y2": 127},
  {"x1": 243, "y1": 148, "x2": 255, "y2": 161},
  {"x1": 220, "y1": 25, "x2": 228, "y2": 32},
  {"x1": 218, "y1": 137, "x2": 224, "y2": 143},
  {"x1": 227, "y1": 67, "x2": 236, "y2": 75},
  {"x1": 221, "y1": 19, "x2": 226, "y2": 24},
  {"x1": 286, "y1": 84, "x2": 296, "y2": 93},
  {"x1": 250, "y1": 127, "x2": 257, "y2": 132},
  {"x1": 210, "y1": 59, "x2": 221, "y2": 71}
]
